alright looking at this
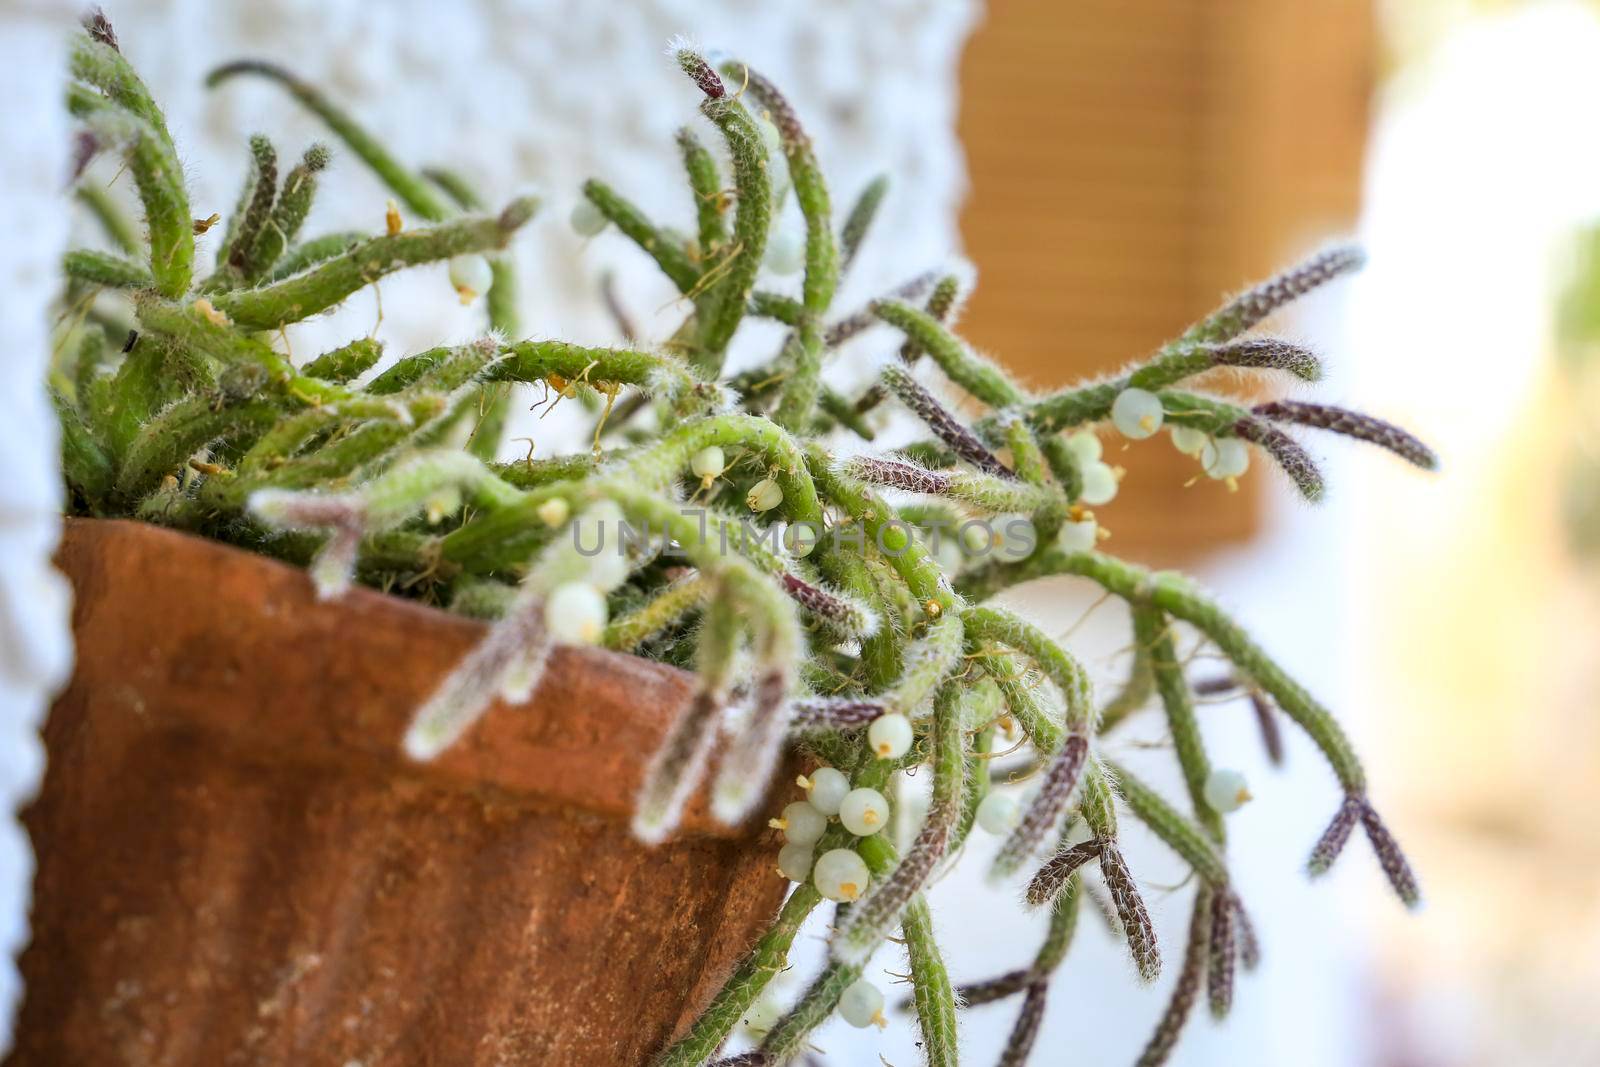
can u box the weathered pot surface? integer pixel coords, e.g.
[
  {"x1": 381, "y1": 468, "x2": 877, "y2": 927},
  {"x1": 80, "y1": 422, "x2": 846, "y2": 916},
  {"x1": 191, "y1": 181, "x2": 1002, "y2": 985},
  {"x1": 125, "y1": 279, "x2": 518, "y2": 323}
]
[{"x1": 10, "y1": 518, "x2": 786, "y2": 1066}]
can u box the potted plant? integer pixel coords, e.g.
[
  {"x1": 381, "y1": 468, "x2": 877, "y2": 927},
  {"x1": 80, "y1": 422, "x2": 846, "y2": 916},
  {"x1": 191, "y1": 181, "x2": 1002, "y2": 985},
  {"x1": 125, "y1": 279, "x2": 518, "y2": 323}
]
[{"x1": 27, "y1": 12, "x2": 1434, "y2": 1066}]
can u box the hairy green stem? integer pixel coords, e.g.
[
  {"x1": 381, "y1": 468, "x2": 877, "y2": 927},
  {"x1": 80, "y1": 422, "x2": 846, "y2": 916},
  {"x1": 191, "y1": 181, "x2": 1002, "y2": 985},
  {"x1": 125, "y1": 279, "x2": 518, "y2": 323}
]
[
  {"x1": 76, "y1": 108, "x2": 192, "y2": 297},
  {"x1": 1107, "y1": 761, "x2": 1230, "y2": 888},
  {"x1": 651, "y1": 885, "x2": 823, "y2": 1067},
  {"x1": 583, "y1": 178, "x2": 700, "y2": 293},
  {"x1": 211, "y1": 199, "x2": 537, "y2": 328},
  {"x1": 971, "y1": 551, "x2": 1367, "y2": 793},
  {"x1": 1133, "y1": 605, "x2": 1224, "y2": 842}
]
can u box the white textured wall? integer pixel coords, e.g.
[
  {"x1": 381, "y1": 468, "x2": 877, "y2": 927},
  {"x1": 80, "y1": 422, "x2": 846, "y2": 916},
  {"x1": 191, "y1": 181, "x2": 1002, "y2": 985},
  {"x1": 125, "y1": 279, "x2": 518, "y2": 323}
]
[
  {"x1": 0, "y1": 0, "x2": 75, "y2": 1053},
  {"x1": 83, "y1": 0, "x2": 979, "y2": 420}
]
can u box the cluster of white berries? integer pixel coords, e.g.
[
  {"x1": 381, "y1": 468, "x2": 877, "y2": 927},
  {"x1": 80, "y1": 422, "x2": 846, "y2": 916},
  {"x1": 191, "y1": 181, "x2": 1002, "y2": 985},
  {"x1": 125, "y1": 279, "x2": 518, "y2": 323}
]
[
  {"x1": 1065, "y1": 429, "x2": 1120, "y2": 508},
  {"x1": 741, "y1": 976, "x2": 886, "y2": 1037},
  {"x1": 447, "y1": 254, "x2": 493, "y2": 305},
  {"x1": 768, "y1": 763, "x2": 895, "y2": 1035},
  {"x1": 1198, "y1": 436, "x2": 1249, "y2": 481},
  {"x1": 1108, "y1": 386, "x2": 1250, "y2": 484},
  {"x1": 765, "y1": 766, "x2": 1026, "y2": 1036},
  {"x1": 1169, "y1": 421, "x2": 1249, "y2": 481},
  {"x1": 771, "y1": 767, "x2": 883, "y2": 901},
  {"x1": 1056, "y1": 385, "x2": 1249, "y2": 545}
]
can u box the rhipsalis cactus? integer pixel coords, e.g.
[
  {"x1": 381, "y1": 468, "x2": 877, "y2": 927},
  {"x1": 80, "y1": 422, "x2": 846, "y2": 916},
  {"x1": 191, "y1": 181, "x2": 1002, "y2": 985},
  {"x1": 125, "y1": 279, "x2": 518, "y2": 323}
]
[{"x1": 52, "y1": 15, "x2": 1434, "y2": 1066}]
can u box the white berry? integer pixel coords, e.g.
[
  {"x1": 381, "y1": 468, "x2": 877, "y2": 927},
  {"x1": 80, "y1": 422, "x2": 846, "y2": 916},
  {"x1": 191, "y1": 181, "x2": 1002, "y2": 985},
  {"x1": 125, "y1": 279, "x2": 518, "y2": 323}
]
[
  {"x1": 690, "y1": 445, "x2": 726, "y2": 486},
  {"x1": 747, "y1": 477, "x2": 783, "y2": 513},
  {"x1": 1065, "y1": 430, "x2": 1102, "y2": 463},
  {"x1": 867, "y1": 713, "x2": 913, "y2": 760},
  {"x1": 975, "y1": 791, "x2": 1019, "y2": 834},
  {"x1": 1201, "y1": 437, "x2": 1250, "y2": 480},
  {"x1": 1169, "y1": 425, "x2": 1207, "y2": 456},
  {"x1": 802, "y1": 767, "x2": 851, "y2": 815},
  {"x1": 1079, "y1": 461, "x2": 1119, "y2": 506},
  {"x1": 779, "y1": 800, "x2": 827, "y2": 846},
  {"x1": 839, "y1": 979, "x2": 887, "y2": 1029},
  {"x1": 448, "y1": 254, "x2": 493, "y2": 305},
  {"x1": 813, "y1": 847, "x2": 871, "y2": 902},
  {"x1": 1111, "y1": 387, "x2": 1164, "y2": 439},
  {"x1": 570, "y1": 199, "x2": 608, "y2": 236},
  {"x1": 1058, "y1": 518, "x2": 1098, "y2": 553},
  {"x1": 839, "y1": 787, "x2": 890, "y2": 837},
  {"x1": 765, "y1": 230, "x2": 805, "y2": 275},
  {"x1": 1203, "y1": 768, "x2": 1253, "y2": 814},
  {"x1": 777, "y1": 842, "x2": 814, "y2": 882},
  {"x1": 545, "y1": 582, "x2": 608, "y2": 644}
]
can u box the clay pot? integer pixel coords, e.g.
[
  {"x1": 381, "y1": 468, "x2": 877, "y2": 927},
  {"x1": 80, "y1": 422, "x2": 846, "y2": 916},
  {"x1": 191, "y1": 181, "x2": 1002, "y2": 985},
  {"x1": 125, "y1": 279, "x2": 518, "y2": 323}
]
[{"x1": 10, "y1": 519, "x2": 785, "y2": 1066}]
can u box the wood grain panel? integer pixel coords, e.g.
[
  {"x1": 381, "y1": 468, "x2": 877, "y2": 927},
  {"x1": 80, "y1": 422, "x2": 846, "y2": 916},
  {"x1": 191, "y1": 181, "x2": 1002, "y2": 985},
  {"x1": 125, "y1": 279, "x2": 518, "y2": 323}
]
[{"x1": 957, "y1": 0, "x2": 1374, "y2": 561}]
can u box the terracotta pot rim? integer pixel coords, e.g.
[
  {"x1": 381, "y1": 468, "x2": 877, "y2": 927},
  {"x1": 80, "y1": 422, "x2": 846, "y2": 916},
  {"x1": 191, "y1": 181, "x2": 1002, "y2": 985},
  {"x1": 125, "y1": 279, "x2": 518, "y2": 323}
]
[{"x1": 56, "y1": 517, "x2": 753, "y2": 838}]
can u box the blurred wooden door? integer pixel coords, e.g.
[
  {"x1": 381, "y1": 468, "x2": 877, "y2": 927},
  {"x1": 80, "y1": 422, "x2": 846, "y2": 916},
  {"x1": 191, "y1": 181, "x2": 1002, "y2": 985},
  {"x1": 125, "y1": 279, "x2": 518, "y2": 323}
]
[{"x1": 958, "y1": 0, "x2": 1375, "y2": 560}]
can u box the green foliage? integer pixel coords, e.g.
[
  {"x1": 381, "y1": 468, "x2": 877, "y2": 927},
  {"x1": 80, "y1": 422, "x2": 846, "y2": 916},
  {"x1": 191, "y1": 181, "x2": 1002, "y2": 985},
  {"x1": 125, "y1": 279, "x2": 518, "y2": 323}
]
[
  {"x1": 52, "y1": 18, "x2": 1437, "y2": 1067},
  {"x1": 210, "y1": 200, "x2": 537, "y2": 329}
]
